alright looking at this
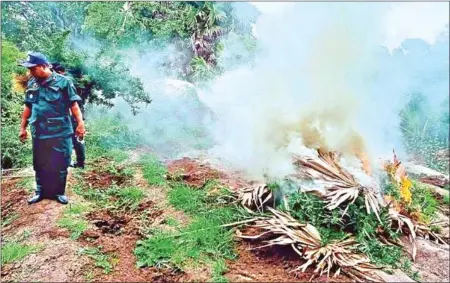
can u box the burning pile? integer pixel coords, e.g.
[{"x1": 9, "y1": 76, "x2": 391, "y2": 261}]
[{"x1": 231, "y1": 148, "x2": 447, "y2": 281}]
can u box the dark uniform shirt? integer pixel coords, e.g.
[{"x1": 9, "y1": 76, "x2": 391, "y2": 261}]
[{"x1": 24, "y1": 72, "x2": 82, "y2": 139}]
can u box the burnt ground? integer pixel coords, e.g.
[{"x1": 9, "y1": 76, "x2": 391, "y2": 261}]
[{"x1": 1, "y1": 153, "x2": 449, "y2": 282}]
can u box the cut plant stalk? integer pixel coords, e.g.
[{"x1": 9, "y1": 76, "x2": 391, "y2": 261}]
[
  {"x1": 236, "y1": 184, "x2": 274, "y2": 213},
  {"x1": 293, "y1": 149, "x2": 385, "y2": 221},
  {"x1": 238, "y1": 207, "x2": 381, "y2": 282}
]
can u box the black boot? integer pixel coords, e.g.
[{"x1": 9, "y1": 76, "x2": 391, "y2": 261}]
[
  {"x1": 28, "y1": 192, "x2": 42, "y2": 204},
  {"x1": 70, "y1": 162, "x2": 85, "y2": 169},
  {"x1": 28, "y1": 171, "x2": 44, "y2": 204},
  {"x1": 56, "y1": 194, "x2": 69, "y2": 204},
  {"x1": 55, "y1": 170, "x2": 69, "y2": 204}
]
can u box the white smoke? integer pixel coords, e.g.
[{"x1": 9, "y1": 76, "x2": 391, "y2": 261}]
[
  {"x1": 198, "y1": 2, "x2": 449, "y2": 181},
  {"x1": 81, "y1": 2, "x2": 448, "y2": 183}
]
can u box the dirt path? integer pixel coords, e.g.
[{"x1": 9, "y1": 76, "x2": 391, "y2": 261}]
[{"x1": 1, "y1": 171, "x2": 89, "y2": 282}]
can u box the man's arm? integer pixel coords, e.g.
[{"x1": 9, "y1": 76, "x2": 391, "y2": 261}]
[
  {"x1": 19, "y1": 105, "x2": 31, "y2": 143},
  {"x1": 70, "y1": 101, "x2": 86, "y2": 139}
]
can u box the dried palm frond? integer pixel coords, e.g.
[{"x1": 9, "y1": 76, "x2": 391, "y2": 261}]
[
  {"x1": 293, "y1": 237, "x2": 381, "y2": 282},
  {"x1": 388, "y1": 209, "x2": 417, "y2": 261},
  {"x1": 416, "y1": 224, "x2": 448, "y2": 245},
  {"x1": 294, "y1": 150, "x2": 359, "y2": 188},
  {"x1": 240, "y1": 207, "x2": 321, "y2": 249},
  {"x1": 293, "y1": 149, "x2": 384, "y2": 221},
  {"x1": 239, "y1": 208, "x2": 380, "y2": 282},
  {"x1": 236, "y1": 184, "x2": 274, "y2": 213}
]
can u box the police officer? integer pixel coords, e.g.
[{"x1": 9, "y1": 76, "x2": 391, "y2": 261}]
[
  {"x1": 51, "y1": 62, "x2": 86, "y2": 169},
  {"x1": 18, "y1": 52, "x2": 85, "y2": 204}
]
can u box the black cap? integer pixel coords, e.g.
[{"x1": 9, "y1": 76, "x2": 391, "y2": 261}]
[
  {"x1": 18, "y1": 52, "x2": 50, "y2": 68},
  {"x1": 51, "y1": 62, "x2": 66, "y2": 73}
]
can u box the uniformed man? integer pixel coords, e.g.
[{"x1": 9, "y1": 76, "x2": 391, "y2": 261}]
[
  {"x1": 18, "y1": 52, "x2": 85, "y2": 204},
  {"x1": 51, "y1": 62, "x2": 86, "y2": 169}
]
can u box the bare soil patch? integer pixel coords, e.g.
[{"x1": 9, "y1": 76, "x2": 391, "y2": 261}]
[
  {"x1": 82, "y1": 169, "x2": 128, "y2": 188},
  {"x1": 166, "y1": 157, "x2": 251, "y2": 190},
  {"x1": 402, "y1": 237, "x2": 450, "y2": 282},
  {"x1": 227, "y1": 227, "x2": 351, "y2": 282},
  {"x1": 1, "y1": 171, "x2": 90, "y2": 282}
]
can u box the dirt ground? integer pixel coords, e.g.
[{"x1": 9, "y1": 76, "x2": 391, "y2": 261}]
[{"x1": 2, "y1": 155, "x2": 449, "y2": 282}]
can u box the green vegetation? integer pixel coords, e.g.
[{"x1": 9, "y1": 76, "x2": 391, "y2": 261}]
[
  {"x1": 140, "y1": 154, "x2": 168, "y2": 186},
  {"x1": 73, "y1": 183, "x2": 145, "y2": 213},
  {"x1": 1, "y1": 213, "x2": 20, "y2": 228},
  {"x1": 165, "y1": 216, "x2": 181, "y2": 227},
  {"x1": 211, "y1": 259, "x2": 229, "y2": 283},
  {"x1": 1, "y1": 242, "x2": 41, "y2": 265},
  {"x1": 1, "y1": 230, "x2": 42, "y2": 265},
  {"x1": 85, "y1": 111, "x2": 144, "y2": 160},
  {"x1": 287, "y1": 192, "x2": 405, "y2": 269},
  {"x1": 1, "y1": 1, "x2": 258, "y2": 169},
  {"x1": 443, "y1": 194, "x2": 450, "y2": 205},
  {"x1": 135, "y1": 159, "x2": 249, "y2": 280},
  {"x1": 401, "y1": 93, "x2": 449, "y2": 174},
  {"x1": 409, "y1": 181, "x2": 439, "y2": 224},
  {"x1": 57, "y1": 203, "x2": 92, "y2": 240},
  {"x1": 288, "y1": 192, "x2": 347, "y2": 245},
  {"x1": 383, "y1": 178, "x2": 439, "y2": 225},
  {"x1": 17, "y1": 177, "x2": 35, "y2": 193},
  {"x1": 79, "y1": 246, "x2": 118, "y2": 274}
]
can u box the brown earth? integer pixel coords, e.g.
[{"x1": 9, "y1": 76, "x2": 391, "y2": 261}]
[
  {"x1": 166, "y1": 157, "x2": 251, "y2": 190},
  {"x1": 227, "y1": 226, "x2": 352, "y2": 282},
  {"x1": 1, "y1": 172, "x2": 90, "y2": 282},
  {"x1": 3, "y1": 154, "x2": 449, "y2": 282},
  {"x1": 401, "y1": 237, "x2": 450, "y2": 282}
]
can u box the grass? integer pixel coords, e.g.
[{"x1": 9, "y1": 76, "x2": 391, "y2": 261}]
[
  {"x1": 165, "y1": 216, "x2": 180, "y2": 227},
  {"x1": 136, "y1": 159, "x2": 247, "y2": 280},
  {"x1": 1, "y1": 230, "x2": 41, "y2": 265},
  {"x1": 1, "y1": 241, "x2": 41, "y2": 265},
  {"x1": 114, "y1": 186, "x2": 145, "y2": 210},
  {"x1": 72, "y1": 159, "x2": 145, "y2": 211},
  {"x1": 2, "y1": 212, "x2": 20, "y2": 228},
  {"x1": 409, "y1": 181, "x2": 439, "y2": 224},
  {"x1": 168, "y1": 182, "x2": 207, "y2": 214},
  {"x1": 57, "y1": 203, "x2": 92, "y2": 240},
  {"x1": 211, "y1": 259, "x2": 229, "y2": 282},
  {"x1": 140, "y1": 154, "x2": 167, "y2": 186},
  {"x1": 79, "y1": 246, "x2": 118, "y2": 274},
  {"x1": 57, "y1": 217, "x2": 89, "y2": 240},
  {"x1": 17, "y1": 177, "x2": 35, "y2": 193},
  {"x1": 287, "y1": 191, "x2": 405, "y2": 270},
  {"x1": 73, "y1": 183, "x2": 145, "y2": 212},
  {"x1": 105, "y1": 163, "x2": 135, "y2": 179},
  {"x1": 443, "y1": 194, "x2": 450, "y2": 205},
  {"x1": 107, "y1": 149, "x2": 130, "y2": 163}
]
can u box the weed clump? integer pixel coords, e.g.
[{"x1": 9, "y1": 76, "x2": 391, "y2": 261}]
[{"x1": 136, "y1": 161, "x2": 248, "y2": 279}]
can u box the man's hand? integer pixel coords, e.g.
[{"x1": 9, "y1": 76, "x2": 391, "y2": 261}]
[
  {"x1": 75, "y1": 121, "x2": 86, "y2": 139},
  {"x1": 19, "y1": 128, "x2": 28, "y2": 143},
  {"x1": 19, "y1": 105, "x2": 31, "y2": 143},
  {"x1": 70, "y1": 102, "x2": 85, "y2": 139}
]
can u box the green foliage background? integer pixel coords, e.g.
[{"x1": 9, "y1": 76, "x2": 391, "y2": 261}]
[
  {"x1": 1, "y1": 1, "x2": 448, "y2": 174},
  {"x1": 1, "y1": 1, "x2": 259, "y2": 169}
]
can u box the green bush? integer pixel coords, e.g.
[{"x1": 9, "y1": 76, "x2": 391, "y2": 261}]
[
  {"x1": 84, "y1": 109, "x2": 144, "y2": 160},
  {"x1": 1, "y1": 125, "x2": 32, "y2": 169},
  {"x1": 401, "y1": 93, "x2": 449, "y2": 173}
]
